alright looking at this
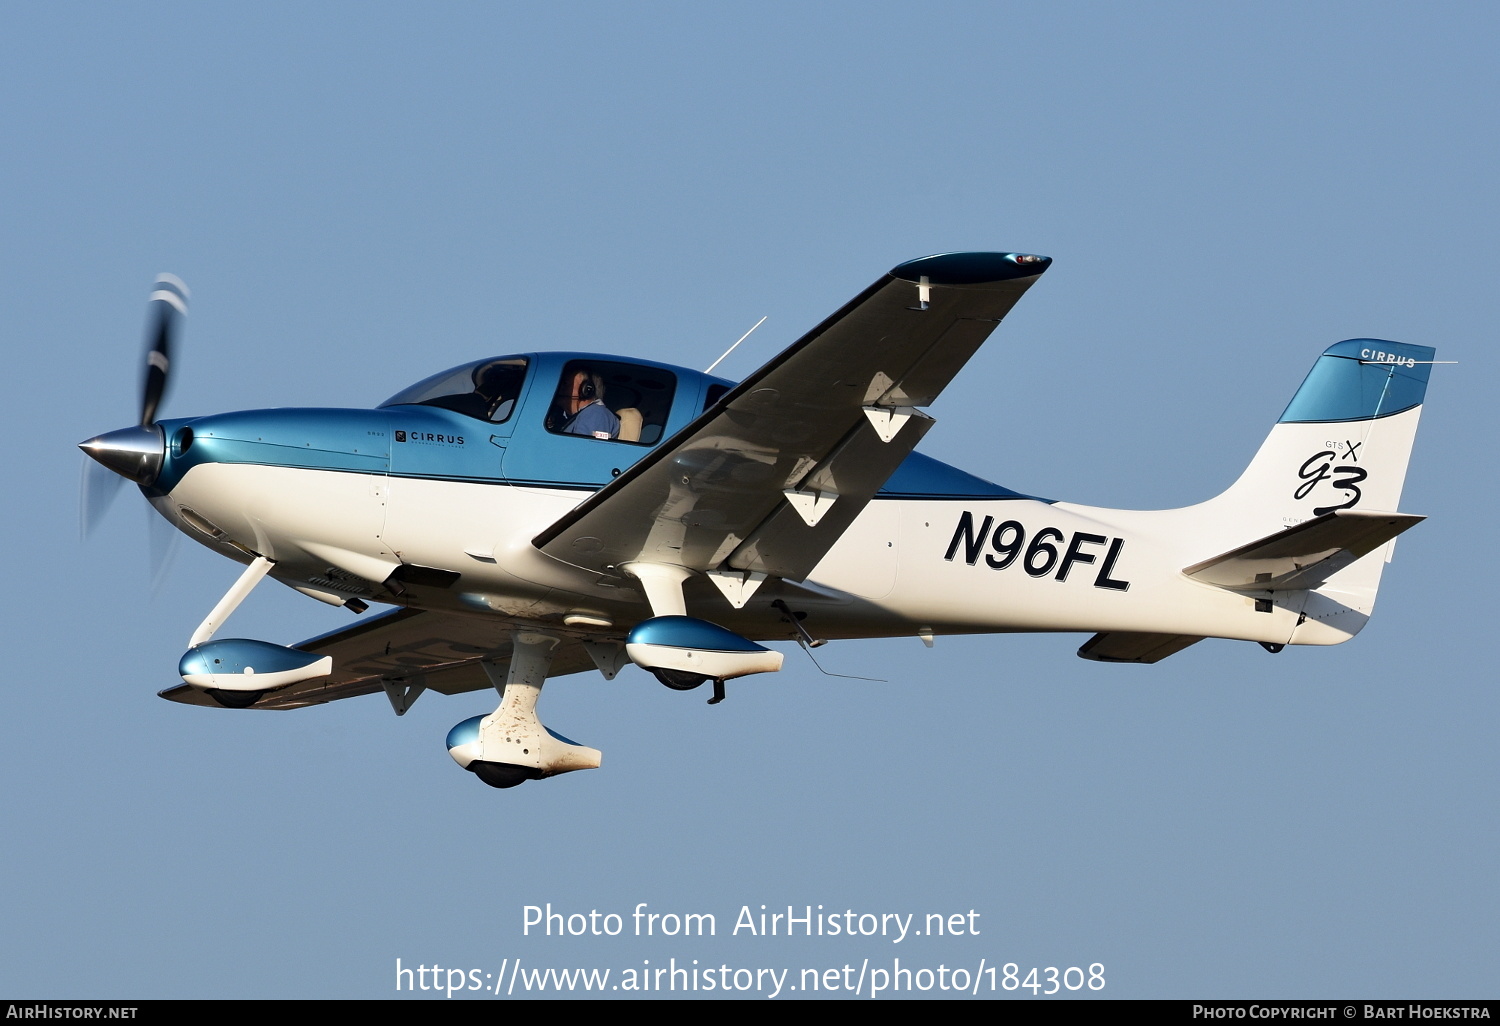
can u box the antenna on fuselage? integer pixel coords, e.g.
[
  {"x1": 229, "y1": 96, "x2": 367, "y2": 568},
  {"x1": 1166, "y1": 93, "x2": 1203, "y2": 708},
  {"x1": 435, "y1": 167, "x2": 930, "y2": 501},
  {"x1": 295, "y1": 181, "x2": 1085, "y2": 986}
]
[
  {"x1": 770, "y1": 599, "x2": 886, "y2": 683},
  {"x1": 704, "y1": 315, "x2": 767, "y2": 375}
]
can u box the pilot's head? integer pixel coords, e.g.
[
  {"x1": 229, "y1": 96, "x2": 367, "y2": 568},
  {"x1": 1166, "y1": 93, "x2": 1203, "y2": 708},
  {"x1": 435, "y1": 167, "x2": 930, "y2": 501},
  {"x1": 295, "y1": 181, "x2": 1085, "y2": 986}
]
[{"x1": 568, "y1": 370, "x2": 605, "y2": 413}]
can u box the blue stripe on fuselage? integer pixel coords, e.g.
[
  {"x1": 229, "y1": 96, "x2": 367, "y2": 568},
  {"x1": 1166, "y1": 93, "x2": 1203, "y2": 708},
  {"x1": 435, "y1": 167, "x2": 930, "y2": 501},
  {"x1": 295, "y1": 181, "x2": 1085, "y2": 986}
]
[{"x1": 149, "y1": 406, "x2": 1036, "y2": 501}]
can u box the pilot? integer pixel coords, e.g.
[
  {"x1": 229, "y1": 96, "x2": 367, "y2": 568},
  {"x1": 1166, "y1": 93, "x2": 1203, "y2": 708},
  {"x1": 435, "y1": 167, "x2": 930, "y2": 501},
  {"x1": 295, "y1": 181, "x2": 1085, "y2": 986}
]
[{"x1": 560, "y1": 369, "x2": 619, "y2": 439}]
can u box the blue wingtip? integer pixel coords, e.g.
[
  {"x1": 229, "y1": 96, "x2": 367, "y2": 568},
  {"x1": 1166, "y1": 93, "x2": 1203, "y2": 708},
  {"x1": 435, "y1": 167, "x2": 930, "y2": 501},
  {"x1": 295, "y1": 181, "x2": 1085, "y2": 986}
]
[{"x1": 891, "y1": 251, "x2": 1051, "y2": 285}]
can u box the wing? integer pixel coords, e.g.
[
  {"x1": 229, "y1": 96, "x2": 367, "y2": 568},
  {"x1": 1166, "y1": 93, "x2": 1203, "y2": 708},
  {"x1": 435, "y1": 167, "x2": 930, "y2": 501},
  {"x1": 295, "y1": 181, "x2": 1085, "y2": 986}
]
[
  {"x1": 157, "y1": 607, "x2": 598, "y2": 710},
  {"x1": 534, "y1": 251, "x2": 1051, "y2": 582}
]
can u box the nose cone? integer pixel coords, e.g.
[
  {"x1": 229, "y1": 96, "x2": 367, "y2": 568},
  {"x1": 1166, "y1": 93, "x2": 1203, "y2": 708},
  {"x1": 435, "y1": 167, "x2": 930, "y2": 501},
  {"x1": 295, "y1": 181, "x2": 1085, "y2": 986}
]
[{"x1": 79, "y1": 425, "x2": 165, "y2": 485}]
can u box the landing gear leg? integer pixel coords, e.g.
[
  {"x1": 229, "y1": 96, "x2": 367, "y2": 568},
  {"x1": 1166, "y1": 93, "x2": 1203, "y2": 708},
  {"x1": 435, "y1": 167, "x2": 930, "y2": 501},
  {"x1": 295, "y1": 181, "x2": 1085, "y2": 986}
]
[
  {"x1": 476, "y1": 631, "x2": 558, "y2": 781},
  {"x1": 457, "y1": 630, "x2": 601, "y2": 788},
  {"x1": 191, "y1": 555, "x2": 274, "y2": 647},
  {"x1": 177, "y1": 555, "x2": 333, "y2": 707}
]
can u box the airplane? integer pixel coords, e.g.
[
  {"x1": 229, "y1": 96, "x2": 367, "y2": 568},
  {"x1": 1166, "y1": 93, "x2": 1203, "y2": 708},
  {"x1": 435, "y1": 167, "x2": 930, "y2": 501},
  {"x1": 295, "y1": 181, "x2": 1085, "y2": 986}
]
[{"x1": 79, "y1": 253, "x2": 1436, "y2": 789}]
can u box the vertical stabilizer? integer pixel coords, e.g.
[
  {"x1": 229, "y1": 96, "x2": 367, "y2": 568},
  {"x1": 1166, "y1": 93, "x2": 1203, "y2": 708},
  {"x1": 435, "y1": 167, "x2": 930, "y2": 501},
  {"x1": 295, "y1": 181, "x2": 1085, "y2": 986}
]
[{"x1": 1201, "y1": 338, "x2": 1435, "y2": 643}]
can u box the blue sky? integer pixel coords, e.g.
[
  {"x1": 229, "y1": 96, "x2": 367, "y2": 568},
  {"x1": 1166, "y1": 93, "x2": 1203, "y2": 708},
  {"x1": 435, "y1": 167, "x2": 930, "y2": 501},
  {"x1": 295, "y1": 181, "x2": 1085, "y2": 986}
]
[{"x1": 1, "y1": 3, "x2": 1494, "y2": 999}]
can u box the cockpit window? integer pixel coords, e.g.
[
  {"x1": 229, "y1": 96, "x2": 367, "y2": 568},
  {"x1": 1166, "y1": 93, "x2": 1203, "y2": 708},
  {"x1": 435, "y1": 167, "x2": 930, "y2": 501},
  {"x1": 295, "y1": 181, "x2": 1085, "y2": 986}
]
[
  {"x1": 544, "y1": 359, "x2": 676, "y2": 445},
  {"x1": 703, "y1": 383, "x2": 730, "y2": 411},
  {"x1": 379, "y1": 357, "x2": 529, "y2": 423}
]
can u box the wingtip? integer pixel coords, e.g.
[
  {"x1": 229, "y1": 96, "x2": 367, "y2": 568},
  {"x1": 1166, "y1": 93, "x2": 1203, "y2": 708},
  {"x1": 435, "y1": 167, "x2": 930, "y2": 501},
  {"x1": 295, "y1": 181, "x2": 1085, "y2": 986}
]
[{"x1": 890, "y1": 251, "x2": 1051, "y2": 285}]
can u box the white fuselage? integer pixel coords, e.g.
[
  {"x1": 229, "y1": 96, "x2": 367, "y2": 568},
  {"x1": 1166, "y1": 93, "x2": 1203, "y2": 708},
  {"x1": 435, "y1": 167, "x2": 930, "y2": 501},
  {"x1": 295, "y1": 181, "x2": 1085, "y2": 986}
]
[{"x1": 155, "y1": 456, "x2": 1348, "y2": 651}]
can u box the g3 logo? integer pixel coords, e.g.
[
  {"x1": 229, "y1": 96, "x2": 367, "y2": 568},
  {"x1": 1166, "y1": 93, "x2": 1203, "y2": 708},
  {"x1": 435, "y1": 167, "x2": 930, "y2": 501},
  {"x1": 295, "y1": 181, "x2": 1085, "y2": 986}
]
[{"x1": 1295, "y1": 449, "x2": 1367, "y2": 516}]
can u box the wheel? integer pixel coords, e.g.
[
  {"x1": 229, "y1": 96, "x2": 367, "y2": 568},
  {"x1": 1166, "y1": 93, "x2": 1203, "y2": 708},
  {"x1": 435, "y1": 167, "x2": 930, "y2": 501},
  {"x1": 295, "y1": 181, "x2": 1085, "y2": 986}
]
[
  {"x1": 651, "y1": 667, "x2": 709, "y2": 691},
  {"x1": 469, "y1": 761, "x2": 544, "y2": 789},
  {"x1": 206, "y1": 688, "x2": 267, "y2": 709}
]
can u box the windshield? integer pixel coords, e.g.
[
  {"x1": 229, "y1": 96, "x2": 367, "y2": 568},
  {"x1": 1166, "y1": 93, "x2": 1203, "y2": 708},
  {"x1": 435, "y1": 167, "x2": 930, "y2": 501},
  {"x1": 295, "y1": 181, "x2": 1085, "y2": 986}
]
[{"x1": 379, "y1": 357, "x2": 529, "y2": 422}]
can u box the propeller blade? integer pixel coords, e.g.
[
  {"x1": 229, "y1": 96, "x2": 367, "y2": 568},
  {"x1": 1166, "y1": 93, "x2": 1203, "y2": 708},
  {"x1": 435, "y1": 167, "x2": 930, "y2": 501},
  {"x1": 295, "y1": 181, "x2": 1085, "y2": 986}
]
[
  {"x1": 140, "y1": 273, "x2": 189, "y2": 427},
  {"x1": 79, "y1": 454, "x2": 125, "y2": 539},
  {"x1": 147, "y1": 500, "x2": 182, "y2": 595}
]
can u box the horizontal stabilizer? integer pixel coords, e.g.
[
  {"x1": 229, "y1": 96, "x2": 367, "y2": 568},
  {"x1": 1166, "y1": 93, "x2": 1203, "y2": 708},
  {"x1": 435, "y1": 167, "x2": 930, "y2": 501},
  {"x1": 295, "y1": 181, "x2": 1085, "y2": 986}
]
[
  {"x1": 1078, "y1": 632, "x2": 1204, "y2": 664},
  {"x1": 1183, "y1": 509, "x2": 1424, "y2": 592}
]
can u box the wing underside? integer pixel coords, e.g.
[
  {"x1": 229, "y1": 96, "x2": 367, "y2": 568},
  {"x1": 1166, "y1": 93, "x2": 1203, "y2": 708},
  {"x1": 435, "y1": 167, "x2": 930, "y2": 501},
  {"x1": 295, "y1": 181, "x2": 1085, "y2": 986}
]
[{"x1": 158, "y1": 607, "x2": 597, "y2": 710}]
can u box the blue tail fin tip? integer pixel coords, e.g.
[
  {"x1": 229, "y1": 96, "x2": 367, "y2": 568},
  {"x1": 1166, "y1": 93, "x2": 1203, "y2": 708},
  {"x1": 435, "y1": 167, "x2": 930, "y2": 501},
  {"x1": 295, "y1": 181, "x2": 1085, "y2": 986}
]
[{"x1": 1279, "y1": 338, "x2": 1436, "y2": 425}]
